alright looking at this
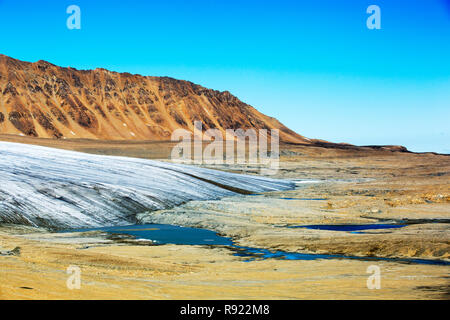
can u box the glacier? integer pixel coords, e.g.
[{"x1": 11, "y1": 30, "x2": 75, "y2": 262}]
[{"x1": 0, "y1": 141, "x2": 294, "y2": 229}]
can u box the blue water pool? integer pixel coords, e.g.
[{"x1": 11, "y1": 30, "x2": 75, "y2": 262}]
[
  {"x1": 280, "y1": 198, "x2": 328, "y2": 200},
  {"x1": 64, "y1": 223, "x2": 449, "y2": 266},
  {"x1": 290, "y1": 224, "x2": 407, "y2": 232},
  {"x1": 66, "y1": 223, "x2": 233, "y2": 246}
]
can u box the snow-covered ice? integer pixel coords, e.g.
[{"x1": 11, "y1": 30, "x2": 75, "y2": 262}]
[{"x1": 0, "y1": 142, "x2": 294, "y2": 229}]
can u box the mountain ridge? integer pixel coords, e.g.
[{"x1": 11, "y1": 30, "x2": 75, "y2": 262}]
[{"x1": 0, "y1": 54, "x2": 309, "y2": 143}]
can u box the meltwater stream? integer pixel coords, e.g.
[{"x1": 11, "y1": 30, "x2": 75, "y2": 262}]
[{"x1": 66, "y1": 224, "x2": 450, "y2": 266}]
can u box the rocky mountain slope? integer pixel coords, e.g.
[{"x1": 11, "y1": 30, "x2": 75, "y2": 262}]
[{"x1": 0, "y1": 54, "x2": 309, "y2": 142}]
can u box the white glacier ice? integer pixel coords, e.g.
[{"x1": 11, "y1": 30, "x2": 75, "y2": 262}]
[{"x1": 0, "y1": 142, "x2": 294, "y2": 229}]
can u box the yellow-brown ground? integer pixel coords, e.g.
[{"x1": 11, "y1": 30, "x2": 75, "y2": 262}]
[{"x1": 0, "y1": 136, "x2": 449, "y2": 299}]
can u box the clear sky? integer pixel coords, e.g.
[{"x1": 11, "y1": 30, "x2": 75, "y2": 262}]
[{"x1": 1, "y1": 0, "x2": 449, "y2": 153}]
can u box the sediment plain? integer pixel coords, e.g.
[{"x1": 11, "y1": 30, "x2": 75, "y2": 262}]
[{"x1": 0, "y1": 137, "x2": 449, "y2": 299}]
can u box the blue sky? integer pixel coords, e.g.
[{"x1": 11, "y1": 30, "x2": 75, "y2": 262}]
[{"x1": 0, "y1": 0, "x2": 449, "y2": 153}]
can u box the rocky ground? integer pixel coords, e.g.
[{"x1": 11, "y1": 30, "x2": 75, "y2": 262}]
[
  {"x1": 0, "y1": 140, "x2": 449, "y2": 299},
  {"x1": 172, "y1": 146, "x2": 450, "y2": 261}
]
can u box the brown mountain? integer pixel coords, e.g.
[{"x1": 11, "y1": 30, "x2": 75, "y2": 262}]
[{"x1": 0, "y1": 54, "x2": 309, "y2": 143}]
